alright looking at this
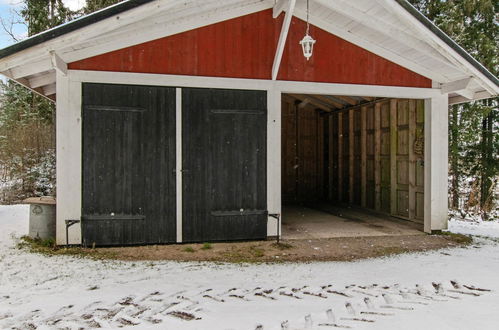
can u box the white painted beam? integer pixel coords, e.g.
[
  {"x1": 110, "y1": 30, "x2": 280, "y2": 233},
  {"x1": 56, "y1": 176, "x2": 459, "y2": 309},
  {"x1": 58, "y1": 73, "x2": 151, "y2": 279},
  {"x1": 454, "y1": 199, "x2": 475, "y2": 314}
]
[
  {"x1": 424, "y1": 95, "x2": 448, "y2": 233},
  {"x1": 273, "y1": 0, "x2": 288, "y2": 18},
  {"x1": 51, "y1": 51, "x2": 67, "y2": 76},
  {"x1": 9, "y1": 58, "x2": 52, "y2": 79},
  {"x1": 29, "y1": 71, "x2": 56, "y2": 88},
  {"x1": 449, "y1": 90, "x2": 491, "y2": 105},
  {"x1": 43, "y1": 83, "x2": 56, "y2": 96},
  {"x1": 440, "y1": 77, "x2": 474, "y2": 99},
  {"x1": 2, "y1": 70, "x2": 55, "y2": 102},
  {"x1": 69, "y1": 70, "x2": 441, "y2": 99},
  {"x1": 272, "y1": 0, "x2": 296, "y2": 80}
]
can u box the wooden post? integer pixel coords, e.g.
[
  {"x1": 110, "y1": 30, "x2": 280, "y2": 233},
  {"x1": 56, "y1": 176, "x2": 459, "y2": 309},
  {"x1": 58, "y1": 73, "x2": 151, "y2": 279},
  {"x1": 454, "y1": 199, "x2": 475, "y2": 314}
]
[
  {"x1": 338, "y1": 112, "x2": 343, "y2": 201},
  {"x1": 56, "y1": 71, "x2": 82, "y2": 245},
  {"x1": 408, "y1": 99, "x2": 416, "y2": 221},
  {"x1": 328, "y1": 115, "x2": 334, "y2": 200},
  {"x1": 374, "y1": 103, "x2": 381, "y2": 211},
  {"x1": 360, "y1": 106, "x2": 367, "y2": 207},
  {"x1": 349, "y1": 109, "x2": 354, "y2": 204},
  {"x1": 424, "y1": 95, "x2": 449, "y2": 232},
  {"x1": 390, "y1": 99, "x2": 398, "y2": 216}
]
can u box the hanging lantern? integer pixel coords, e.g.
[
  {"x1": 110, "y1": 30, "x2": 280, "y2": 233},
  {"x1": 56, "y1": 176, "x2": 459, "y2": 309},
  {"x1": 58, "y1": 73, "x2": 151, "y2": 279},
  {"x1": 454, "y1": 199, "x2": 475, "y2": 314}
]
[
  {"x1": 300, "y1": 34, "x2": 316, "y2": 60},
  {"x1": 300, "y1": 0, "x2": 316, "y2": 60}
]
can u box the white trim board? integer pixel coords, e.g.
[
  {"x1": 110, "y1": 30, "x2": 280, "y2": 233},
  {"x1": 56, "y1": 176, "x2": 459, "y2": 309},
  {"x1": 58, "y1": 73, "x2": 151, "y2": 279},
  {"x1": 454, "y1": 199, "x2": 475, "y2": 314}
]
[
  {"x1": 69, "y1": 70, "x2": 441, "y2": 98},
  {"x1": 175, "y1": 88, "x2": 183, "y2": 243}
]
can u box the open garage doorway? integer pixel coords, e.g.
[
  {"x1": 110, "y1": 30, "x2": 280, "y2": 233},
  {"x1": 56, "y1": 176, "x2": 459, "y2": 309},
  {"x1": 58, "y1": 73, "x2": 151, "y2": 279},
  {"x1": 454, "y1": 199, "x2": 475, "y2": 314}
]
[{"x1": 280, "y1": 93, "x2": 425, "y2": 239}]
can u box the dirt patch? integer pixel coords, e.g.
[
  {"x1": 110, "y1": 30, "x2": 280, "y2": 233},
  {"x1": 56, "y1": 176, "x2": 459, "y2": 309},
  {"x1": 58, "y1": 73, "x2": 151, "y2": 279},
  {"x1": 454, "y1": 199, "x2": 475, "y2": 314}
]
[
  {"x1": 98, "y1": 234, "x2": 470, "y2": 263},
  {"x1": 18, "y1": 234, "x2": 471, "y2": 263}
]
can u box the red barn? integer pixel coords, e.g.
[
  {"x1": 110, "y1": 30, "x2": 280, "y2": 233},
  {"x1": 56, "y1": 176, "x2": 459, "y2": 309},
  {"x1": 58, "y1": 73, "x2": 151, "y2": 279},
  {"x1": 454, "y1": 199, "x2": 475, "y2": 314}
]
[{"x1": 0, "y1": 0, "x2": 497, "y2": 246}]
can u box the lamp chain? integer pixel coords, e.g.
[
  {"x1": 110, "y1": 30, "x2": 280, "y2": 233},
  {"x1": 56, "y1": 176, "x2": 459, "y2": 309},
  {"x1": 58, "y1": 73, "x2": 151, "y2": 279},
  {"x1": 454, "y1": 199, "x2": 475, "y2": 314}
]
[{"x1": 306, "y1": 0, "x2": 310, "y2": 35}]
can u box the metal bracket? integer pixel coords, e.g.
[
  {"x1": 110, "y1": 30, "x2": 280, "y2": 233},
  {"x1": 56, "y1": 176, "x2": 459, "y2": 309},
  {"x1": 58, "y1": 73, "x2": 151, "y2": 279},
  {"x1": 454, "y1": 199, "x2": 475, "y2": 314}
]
[
  {"x1": 65, "y1": 219, "x2": 80, "y2": 246},
  {"x1": 268, "y1": 213, "x2": 281, "y2": 243}
]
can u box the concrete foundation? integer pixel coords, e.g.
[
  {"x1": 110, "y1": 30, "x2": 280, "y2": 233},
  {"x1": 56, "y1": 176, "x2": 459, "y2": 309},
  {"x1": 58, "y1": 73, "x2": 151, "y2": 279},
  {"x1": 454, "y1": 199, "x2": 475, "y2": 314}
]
[{"x1": 282, "y1": 205, "x2": 424, "y2": 239}]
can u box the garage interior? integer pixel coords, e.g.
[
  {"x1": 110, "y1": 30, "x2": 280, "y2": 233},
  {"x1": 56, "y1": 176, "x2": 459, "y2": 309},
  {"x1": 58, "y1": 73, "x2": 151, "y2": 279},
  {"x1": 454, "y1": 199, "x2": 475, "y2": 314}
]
[{"x1": 281, "y1": 93, "x2": 426, "y2": 239}]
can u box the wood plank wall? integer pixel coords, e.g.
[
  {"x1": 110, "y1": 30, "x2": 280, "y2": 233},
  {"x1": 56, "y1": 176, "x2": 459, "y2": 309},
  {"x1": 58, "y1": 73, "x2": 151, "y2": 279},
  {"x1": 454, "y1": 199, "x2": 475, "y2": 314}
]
[
  {"x1": 282, "y1": 96, "x2": 425, "y2": 223},
  {"x1": 281, "y1": 98, "x2": 326, "y2": 204},
  {"x1": 329, "y1": 98, "x2": 425, "y2": 222}
]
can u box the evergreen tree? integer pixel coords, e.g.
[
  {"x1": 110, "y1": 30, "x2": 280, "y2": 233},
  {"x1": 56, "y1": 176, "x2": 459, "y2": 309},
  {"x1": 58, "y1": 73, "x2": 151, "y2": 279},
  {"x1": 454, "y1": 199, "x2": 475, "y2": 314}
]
[
  {"x1": 0, "y1": 1, "x2": 76, "y2": 201},
  {"x1": 409, "y1": 0, "x2": 498, "y2": 219},
  {"x1": 83, "y1": 0, "x2": 124, "y2": 14}
]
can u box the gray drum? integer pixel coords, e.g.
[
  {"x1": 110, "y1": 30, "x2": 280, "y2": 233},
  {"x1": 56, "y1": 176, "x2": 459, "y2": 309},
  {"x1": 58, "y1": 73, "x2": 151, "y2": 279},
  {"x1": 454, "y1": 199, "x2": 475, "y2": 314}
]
[{"x1": 24, "y1": 197, "x2": 56, "y2": 240}]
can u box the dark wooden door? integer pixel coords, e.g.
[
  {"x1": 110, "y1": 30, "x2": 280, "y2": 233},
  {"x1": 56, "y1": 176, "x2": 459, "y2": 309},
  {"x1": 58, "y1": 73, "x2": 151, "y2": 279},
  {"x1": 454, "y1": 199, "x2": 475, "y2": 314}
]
[
  {"x1": 82, "y1": 83, "x2": 176, "y2": 246},
  {"x1": 182, "y1": 88, "x2": 267, "y2": 242}
]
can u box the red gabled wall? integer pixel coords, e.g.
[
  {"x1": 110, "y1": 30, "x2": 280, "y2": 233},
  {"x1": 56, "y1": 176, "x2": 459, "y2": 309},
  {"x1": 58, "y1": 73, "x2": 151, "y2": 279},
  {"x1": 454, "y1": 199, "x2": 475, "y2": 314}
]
[{"x1": 69, "y1": 9, "x2": 431, "y2": 88}]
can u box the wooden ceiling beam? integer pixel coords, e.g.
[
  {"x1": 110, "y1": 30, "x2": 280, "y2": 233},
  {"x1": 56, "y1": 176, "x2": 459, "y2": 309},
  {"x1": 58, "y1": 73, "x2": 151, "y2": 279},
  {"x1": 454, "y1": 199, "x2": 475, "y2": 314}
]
[
  {"x1": 333, "y1": 95, "x2": 358, "y2": 105},
  {"x1": 312, "y1": 94, "x2": 344, "y2": 109},
  {"x1": 288, "y1": 94, "x2": 333, "y2": 112}
]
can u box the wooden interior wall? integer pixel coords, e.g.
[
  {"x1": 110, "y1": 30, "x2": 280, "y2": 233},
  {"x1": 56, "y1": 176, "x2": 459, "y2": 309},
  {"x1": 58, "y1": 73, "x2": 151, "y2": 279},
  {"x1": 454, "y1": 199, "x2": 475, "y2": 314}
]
[
  {"x1": 325, "y1": 98, "x2": 425, "y2": 223},
  {"x1": 281, "y1": 98, "x2": 325, "y2": 204}
]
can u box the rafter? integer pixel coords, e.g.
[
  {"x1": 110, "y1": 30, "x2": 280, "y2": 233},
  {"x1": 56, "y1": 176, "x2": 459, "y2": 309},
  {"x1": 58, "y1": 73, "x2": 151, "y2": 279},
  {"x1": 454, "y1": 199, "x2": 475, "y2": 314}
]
[
  {"x1": 288, "y1": 94, "x2": 333, "y2": 112},
  {"x1": 272, "y1": 0, "x2": 296, "y2": 80},
  {"x1": 312, "y1": 94, "x2": 344, "y2": 109},
  {"x1": 29, "y1": 71, "x2": 56, "y2": 89},
  {"x1": 273, "y1": 0, "x2": 288, "y2": 18}
]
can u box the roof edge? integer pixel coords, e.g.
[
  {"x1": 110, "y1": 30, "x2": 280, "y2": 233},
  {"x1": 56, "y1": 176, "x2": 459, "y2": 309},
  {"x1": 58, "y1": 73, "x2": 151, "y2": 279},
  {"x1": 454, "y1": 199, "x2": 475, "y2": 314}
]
[
  {"x1": 0, "y1": 0, "x2": 155, "y2": 60},
  {"x1": 395, "y1": 0, "x2": 499, "y2": 90}
]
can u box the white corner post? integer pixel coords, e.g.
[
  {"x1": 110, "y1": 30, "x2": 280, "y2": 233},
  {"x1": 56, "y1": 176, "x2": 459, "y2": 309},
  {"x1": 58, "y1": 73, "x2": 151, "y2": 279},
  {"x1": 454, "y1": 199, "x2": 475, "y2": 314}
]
[
  {"x1": 424, "y1": 95, "x2": 449, "y2": 233},
  {"x1": 56, "y1": 71, "x2": 82, "y2": 245},
  {"x1": 267, "y1": 86, "x2": 282, "y2": 237}
]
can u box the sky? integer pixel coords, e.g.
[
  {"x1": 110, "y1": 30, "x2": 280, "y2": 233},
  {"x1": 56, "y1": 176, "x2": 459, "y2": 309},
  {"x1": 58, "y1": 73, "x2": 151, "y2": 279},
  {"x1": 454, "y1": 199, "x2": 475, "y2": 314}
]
[{"x1": 0, "y1": 0, "x2": 86, "y2": 49}]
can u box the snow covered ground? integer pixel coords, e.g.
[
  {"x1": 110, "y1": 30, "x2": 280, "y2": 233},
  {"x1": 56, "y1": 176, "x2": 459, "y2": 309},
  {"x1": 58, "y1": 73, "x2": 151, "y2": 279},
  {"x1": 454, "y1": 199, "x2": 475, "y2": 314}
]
[{"x1": 1, "y1": 205, "x2": 499, "y2": 330}]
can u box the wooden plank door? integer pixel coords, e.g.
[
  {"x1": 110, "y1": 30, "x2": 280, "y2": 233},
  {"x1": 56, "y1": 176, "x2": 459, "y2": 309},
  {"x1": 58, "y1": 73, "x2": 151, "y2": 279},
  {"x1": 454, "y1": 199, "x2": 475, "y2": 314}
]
[
  {"x1": 182, "y1": 88, "x2": 267, "y2": 242},
  {"x1": 389, "y1": 99, "x2": 425, "y2": 223},
  {"x1": 82, "y1": 83, "x2": 176, "y2": 246}
]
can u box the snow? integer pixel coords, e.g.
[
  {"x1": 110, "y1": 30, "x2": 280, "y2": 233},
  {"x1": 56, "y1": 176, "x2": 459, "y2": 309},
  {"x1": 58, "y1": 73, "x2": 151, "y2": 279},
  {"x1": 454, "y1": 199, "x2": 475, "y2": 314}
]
[
  {"x1": 1, "y1": 205, "x2": 499, "y2": 330},
  {"x1": 448, "y1": 217, "x2": 499, "y2": 239}
]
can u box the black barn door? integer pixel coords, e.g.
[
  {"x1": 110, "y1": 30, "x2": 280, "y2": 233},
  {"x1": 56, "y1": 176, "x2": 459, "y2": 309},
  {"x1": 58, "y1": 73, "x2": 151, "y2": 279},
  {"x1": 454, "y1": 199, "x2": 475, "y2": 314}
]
[
  {"x1": 82, "y1": 83, "x2": 176, "y2": 246},
  {"x1": 182, "y1": 88, "x2": 267, "y2": 242}
]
